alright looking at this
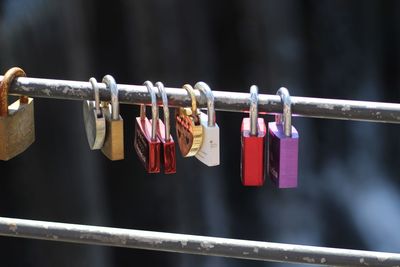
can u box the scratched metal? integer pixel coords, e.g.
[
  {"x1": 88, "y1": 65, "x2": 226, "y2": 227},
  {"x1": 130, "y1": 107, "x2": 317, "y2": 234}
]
[
  {"x1": 0, "y1": 217, "x2": 399, "y2": 266},
  {"x1": 2, "y1": 76, "x2": 400, "y2": 123}
]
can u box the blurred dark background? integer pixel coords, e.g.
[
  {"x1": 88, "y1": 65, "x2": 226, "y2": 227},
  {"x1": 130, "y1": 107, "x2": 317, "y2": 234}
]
[{"x1": 0, "y1": 0, "x2": 400, "y2": 266}]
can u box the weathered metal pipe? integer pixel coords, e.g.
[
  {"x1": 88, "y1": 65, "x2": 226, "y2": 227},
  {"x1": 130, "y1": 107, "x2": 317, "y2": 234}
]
[
  {"x1": 2, "y1": 76, "x2": 400, "y2": 123},
  {"x1": 0, "y1": 217, "x2": 399, "y2": 266}
]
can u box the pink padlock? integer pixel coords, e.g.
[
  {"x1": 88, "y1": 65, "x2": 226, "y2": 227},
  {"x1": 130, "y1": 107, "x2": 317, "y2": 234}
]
[{"x1": 268, "y1": 87, "x2": 299, "y2": 188}]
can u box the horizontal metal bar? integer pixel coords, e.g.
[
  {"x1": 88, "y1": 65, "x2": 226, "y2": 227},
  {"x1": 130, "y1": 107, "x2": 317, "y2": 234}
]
[
  {"x1": 2, "y1": 76, "x2": 400, "y2": 124},
  {"x1": 0, "y1": 217, "x2": 398, "y2": 266}
]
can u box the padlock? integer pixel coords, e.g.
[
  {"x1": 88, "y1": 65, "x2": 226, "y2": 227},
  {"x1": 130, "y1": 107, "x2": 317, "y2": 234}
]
[
  {"x1": 268, "y1": 87, "x2": 299, "y2": 188},
  {"x1": 83, "y1": 77, "x2": 106, "y2": 150},
  {"x1": 241, "y1": 85, "x2": 266, "y2": 186},
  {"x1": 152, "y1": 81, "x2": 176, "y2": 174},
  {"x1": 101, "y1": 75, "x2": 124, "y2": 161},
  {"x1": 0, "y1": 67, "x2": 35, "y2": 161},
  {"x1": 134, "y1": 81, "x2": 161, "y2": 173},
  {"x1": 194, "y1": 82, "x2": 220, "y2": 166},
  {"x1": 175, "y1": 84, "x2": 203, "y2": 157}
]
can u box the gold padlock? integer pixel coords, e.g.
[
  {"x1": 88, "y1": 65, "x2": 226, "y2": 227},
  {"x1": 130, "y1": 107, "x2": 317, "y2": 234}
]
[
  {"x1": 101, "y1": 75, "x2": 124, "y2": 161},
  {"x1": 175, "y1": 84, "x2": 203, "y2": 157},
  {"x1": 0, "y1": 67, "x2": 35, "y2": 160}
]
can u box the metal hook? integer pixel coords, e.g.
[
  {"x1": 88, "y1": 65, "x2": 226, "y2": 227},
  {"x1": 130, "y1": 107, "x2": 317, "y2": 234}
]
[
  {"x1": 0, "y1": 67, "x2": 27, "y2": 117},
  {"x1": 249, "y1": 85, "x2": 259, "y2": 136},
  {"x1": 182, "y1": 84, "x2": 197, "y2": 116},
  {"x1": 102, "y1": 75, "x2": 119, "y2": 120},
  {"x1": 194, "y1": 81, "x2": 216, "y2": 127},
  {"x1": 143, "y1": 81, "x2": 159, "y2": 141},
  {"x1": 275, "y1": 87, "x2": 292, "y2": 137},
  {"x1": 89, "y1": 78, "x2": 101, "y2": 117},
  {"x1": 155, "y1": 81, "x2": 170, "y2": 141}
]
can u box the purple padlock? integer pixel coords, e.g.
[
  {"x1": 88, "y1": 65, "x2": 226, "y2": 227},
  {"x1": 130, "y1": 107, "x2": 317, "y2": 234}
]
[{"x1": 268, "y1": 87, "x2": 299, "y2": 188}]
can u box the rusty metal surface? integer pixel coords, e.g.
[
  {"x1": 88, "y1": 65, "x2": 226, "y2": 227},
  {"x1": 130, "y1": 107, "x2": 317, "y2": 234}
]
[
  {"x1": 0, "y1": 216, "x2": 398, "y2": 266},
  {"x1": 1, "y1": 76, "x2": 400, "y2": 123},
  {"x1": 0, "y1": 68, "x2": 27, "y2": 116}
]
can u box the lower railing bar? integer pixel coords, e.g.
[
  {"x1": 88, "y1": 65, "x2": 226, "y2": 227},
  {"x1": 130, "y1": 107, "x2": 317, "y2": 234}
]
[{"x1": 0, "y1": 216, "x2": 398, "y2": 266}]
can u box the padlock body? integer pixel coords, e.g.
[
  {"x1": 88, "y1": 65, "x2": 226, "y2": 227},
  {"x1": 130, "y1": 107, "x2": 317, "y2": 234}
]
[
  {"x1": 134, "y1": 117, "x2": 161, "y2": 173},
  {"x1": 153, "y1": 119, "x2": 176, "y2": 174},
  {"x1": 0, "y1": 98, "x2": 35, "y2": 161},
  {"x1": 83, "y1": 100, "x2": 106, "y2": 150},
  {"x1": 195, "y1": 112, "x2": 220, "y2": 166},
  {"x1": 101, "y1": 105, "x2": 124, "y2": 161},
  {"x1": 268, "y1": 122, "x2": 299, "y2": 188},
  {"x1": 175, "y1": 108, "x2": 203, "y2": 157},
  {"x1": 241, "y1": 118, "x2": 266, "y2": 186}
]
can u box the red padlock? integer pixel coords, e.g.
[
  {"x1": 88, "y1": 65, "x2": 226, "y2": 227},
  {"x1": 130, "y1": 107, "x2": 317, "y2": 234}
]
[
  {"x1": 241, "y1": 85, "x2": 266, "y2": 186},
  {"x1": 153, "y1": 82, "x2": 176, "y2": 174},
  {"x1": 134, "y1": 81, "x2": 161, "y2": 173}
]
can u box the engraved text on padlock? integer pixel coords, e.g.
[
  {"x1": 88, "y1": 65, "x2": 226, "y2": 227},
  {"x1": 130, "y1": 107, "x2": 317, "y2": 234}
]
[
  {"x1": 176, "y1": 108, "x2": 202, "y2": 157},
  {"x1": 134, "y1": 117, "x2": 161, "y2": 173},
  {"x1": 195, "y1": 112, "x2": 220, "y2": 166},
  {"x1": 268, "y1": 122, "x2": 299, "y2": 188}
]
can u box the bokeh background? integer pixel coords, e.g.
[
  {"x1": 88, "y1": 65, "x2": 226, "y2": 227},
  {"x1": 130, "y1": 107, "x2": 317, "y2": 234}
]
[{"x1": 0, "y1": 0, "x2": 399, "y2": 266}]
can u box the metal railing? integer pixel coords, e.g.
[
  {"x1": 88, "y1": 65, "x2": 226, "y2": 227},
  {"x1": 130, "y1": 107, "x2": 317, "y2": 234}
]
[
  {"x1": 0, "y1": 217, "x2": 398, "y2": 267},
  {"x1": 1, "y1": 75, "x2": 400, "y2": 266},
  {"x1": 3, "y1": 75, "x2": 400, "y2": 123}
]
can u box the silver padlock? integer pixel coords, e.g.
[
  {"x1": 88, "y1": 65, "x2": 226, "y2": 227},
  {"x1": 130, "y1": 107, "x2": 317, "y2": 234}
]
[
  {"x1": 83, "y1": 77, "x2": 106, "y2": 150},
  {"x1": 194, "y1": 81, "x2": 220, "y2": 166}
]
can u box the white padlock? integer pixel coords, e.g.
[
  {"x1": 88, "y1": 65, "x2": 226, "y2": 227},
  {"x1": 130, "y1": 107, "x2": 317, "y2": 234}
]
[{"x1": 194, "y1": 82, "x2": 220, "y2": 166}]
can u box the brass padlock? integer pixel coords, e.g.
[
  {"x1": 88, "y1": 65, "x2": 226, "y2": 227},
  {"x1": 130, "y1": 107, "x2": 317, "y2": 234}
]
[
  {"x1": 175, "y1": 84, "x2": 203, "y2": 157},
  {"x1": 0, "y1": 67, "x2": 35, "y2": 160},
  {"x1": 101, "y1": 75, "x2": 124, "y2": 161}
]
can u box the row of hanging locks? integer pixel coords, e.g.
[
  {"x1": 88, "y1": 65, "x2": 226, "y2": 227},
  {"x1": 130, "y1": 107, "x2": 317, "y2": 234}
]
[{"x1": 0, "y1": 67, "x2": 298, "y2": 187}]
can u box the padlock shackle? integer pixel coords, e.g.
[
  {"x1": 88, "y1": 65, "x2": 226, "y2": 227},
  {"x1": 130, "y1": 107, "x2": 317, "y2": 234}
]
[
  {"x1": 249, "y1": 85, "x2": 259, "y2": 136},
  {"x1": 0, "y1": 67, "x2": 28, "y2": 117},
  {"x1": 182, "y1": 84, "x2": 198, "y2": 117},
  {"x1": 275, "y1": 87, "x2": 292, "y2": 137},
  {"x1": 155, "y1": 82, "x2": 170, "y2": 141},
  {"x1": 89, "y1": 78, "x2": 101, "y2": 117},
  {"x1": 102, "y1": 75, "x2": 119, "y2": 121},
  {"x1": 143, "y1": 81, "x2": 159, "y2": 141},
  {"x1": 194, "y1": 82, "x2": 216, "y2": 127}
]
